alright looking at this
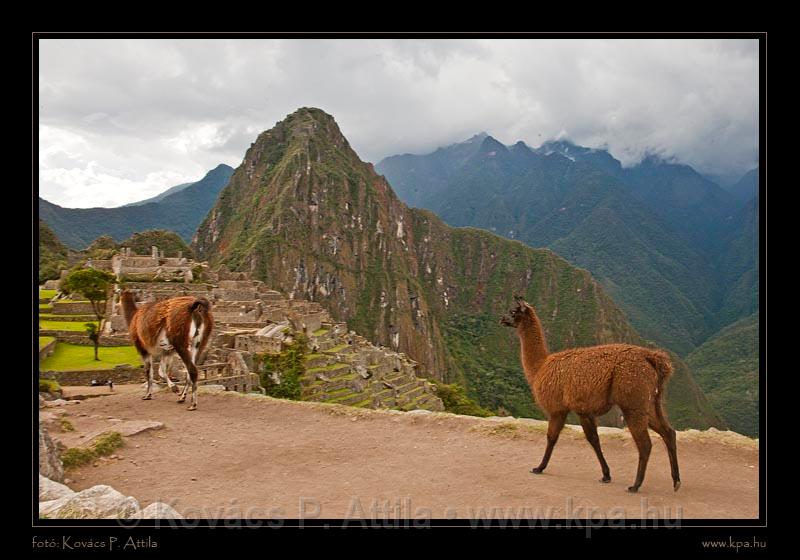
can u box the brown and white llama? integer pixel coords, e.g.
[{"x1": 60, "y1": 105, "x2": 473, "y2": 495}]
[
  {"x1": 120, "y1": 290, "x2": 214, "y2": 411},
  {"x1": 500, "y1": 295, "x2": 680, "y2": 492}
]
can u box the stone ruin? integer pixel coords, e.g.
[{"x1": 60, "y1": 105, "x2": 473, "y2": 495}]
[
  {"x1": 111, "y1": 246, "x2": 197, "y2": 283},
  {"x1": 103, "y1": 266, "x2": 444, "y2": 411}
]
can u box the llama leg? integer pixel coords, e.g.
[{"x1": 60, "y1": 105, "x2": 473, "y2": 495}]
[
  {"x1": 157, "y1": 353, "x2": 179, "y2": 393},
  {"x1": 624, "y1": 413, "x2": 652, "y2": 493},
  {"x1": 531, "y1": 410, "x2": 567, "y2": 474},
  {"x1": 579, "y1": 415, "x2": 611, "y2": 483},
  {"x1": 142, "y1": 355, "x2": 154, "y2": 400},
  {"x1": 649, "y1": 409, "x2": 681, "y2": 491},
  {"x1": 176, "y1": 346, "x2": 199, "y2": 411}
]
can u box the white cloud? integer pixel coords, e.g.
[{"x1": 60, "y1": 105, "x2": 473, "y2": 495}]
[{"x1": 38, "y1": 37, "x2": 759, "y2": 208}]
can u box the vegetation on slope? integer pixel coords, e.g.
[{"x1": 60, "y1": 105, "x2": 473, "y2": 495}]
[
  {"x1": 39, "y1": 220, "x2": 69, "y2": 283},
  {"x1": 120, "y1": 230, "x2": 192, "y2": 258},
  {"x1": 686, "y1": 313, "x2": 759, "y2": 437}
]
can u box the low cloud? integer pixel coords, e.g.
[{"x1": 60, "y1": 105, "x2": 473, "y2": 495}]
[{"x1": 39, "y1": 38, "x2": 759, "y2": 208}]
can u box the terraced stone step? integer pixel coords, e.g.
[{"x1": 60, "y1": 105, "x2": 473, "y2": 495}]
[
  {"x1": 303, "y1": 353, "x2": 331, "y2": 369},
  {"x1": 326, "y1": 391, "x2": 370, "y2": 407},
  {"x1": 305, "y1": 363, "x2": 352, "y2": 381},
  {"x1": 38, "y1": 314, "x2": 97, "y2": 322},
  {"x1": 398, "y1": 384, "x2": 426, "y2": 402},
  {"x1": 214, "y1": 321, "x2": 270, "y2": 329}
]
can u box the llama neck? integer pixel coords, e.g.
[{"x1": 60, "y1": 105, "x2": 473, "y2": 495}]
[{"x1": 517, "y1": 311, "x2": 548, "y2": 378}]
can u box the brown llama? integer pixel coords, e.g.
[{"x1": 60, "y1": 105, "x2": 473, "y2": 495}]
[
  {"x1": 119, "y1": 290, "x2": 214, "y2": 411},
  {"x1": 500, "y1": 296, "x2": 680, "y2": 492}
]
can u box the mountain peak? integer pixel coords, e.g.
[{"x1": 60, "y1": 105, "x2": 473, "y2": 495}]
[
  {"x1": 478, "y1": 135, "x2": 508, "y2": 156},
  {"x1": 463, "y1": 131, "x2": 489, "y2": 144}
]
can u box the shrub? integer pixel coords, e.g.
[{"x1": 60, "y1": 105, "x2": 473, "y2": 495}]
[
  {"x1": 430, "y1": 380, "x2": 495, "y2": 418},
  {"x1": 39, "y1": 378, "x2": 61, "y2": 394}
]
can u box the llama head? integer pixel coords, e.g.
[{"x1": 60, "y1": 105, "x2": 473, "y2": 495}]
[{"x1": 500, "y1": 295, "x2": 533, "y2": 327}]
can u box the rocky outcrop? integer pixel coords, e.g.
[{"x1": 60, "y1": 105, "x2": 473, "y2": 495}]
[
  {"x1": 131, "y1": 502, "x2": 184, "y2": 520},
  {"x1": 39, "y1": 475, "x2": 74, "y2": 501},
  {"x1": 37, "y1": 475, "x2": 185, "y2": 520},
  {"x1": 38, "y1": 421, "x2": 64, "y2": 483},
  {"x1": 39, "y1": 484, "x2": 140, "y2": 519}
]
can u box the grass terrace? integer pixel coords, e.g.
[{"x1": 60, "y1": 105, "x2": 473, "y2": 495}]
[
  {"x1": 39, "y1": 343, "x2": 141, "y2": 371},
  {"x1": 39, "y1": 320, "x2": 96, "y2": 332},
  {"x1": 39, "y1": 336, "x2": 56, "y2": 350}
]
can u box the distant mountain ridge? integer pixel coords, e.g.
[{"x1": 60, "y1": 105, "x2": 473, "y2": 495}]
[
  {"x1": 121, "y1": 182, "x2": 194, "y2": 207},
  {"x1": 377, "y1": 136, "x2": 759, "y2": 355},
  {"x1": 39, "y1": 164, "x2": 234, "y2": 249}
]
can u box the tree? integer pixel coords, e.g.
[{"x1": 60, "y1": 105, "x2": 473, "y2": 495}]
[
  {"x1": 84, "y1": 322, "x2": 100, "y2": 361},
  {"x1": 61, "y1": 268, "x2": 116, "y2": 361}
]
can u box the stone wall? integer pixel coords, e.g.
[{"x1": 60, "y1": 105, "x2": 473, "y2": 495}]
[
  {"x1": 38, "y1": 331, "x2": 132, "y2": 347},
  {"x1": 41, "y1": 365, "x2": 145, "y2": 385},
  {"x1": 52, "y1": 301, "x2": 97, "y2": 315},
  {"x1": 39, "y1": 338, "x2": 57, "y2": 362}
]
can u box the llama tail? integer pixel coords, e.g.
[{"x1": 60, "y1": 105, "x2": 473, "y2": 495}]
[
  {"x1": 120, "y1": 290, "x2": 138, "y2": 327},
  {"x1": 646, "y1": 349, "x2": 674, "y2": 396}
]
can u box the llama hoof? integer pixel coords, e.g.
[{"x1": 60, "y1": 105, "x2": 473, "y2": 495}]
[
  {"x1": 177, "y1": 398, "x2": 185, "y2": 403},
  {"x1": 141, "y1": 395, "x2": 152, "y2": 401},
  {"x1": 674, "y1": 480, "x2": 681, "y2": 492},
  {"x1": 186, "y1": 404, "x2": 197, "y2": 411},
  {"x1": 530, "y1": 467, "x2": 544, "y2": 475},
  {"x1": 627, "y1": 486, "x2": 640, "y2": 493},
  {"x1": 600, "y1": 476, "x2": 611, "y2": 483}
]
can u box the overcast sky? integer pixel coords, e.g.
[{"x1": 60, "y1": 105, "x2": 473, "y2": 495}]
[{"x1": 38, "y1": 38, "x2": 759, "y2": 208}]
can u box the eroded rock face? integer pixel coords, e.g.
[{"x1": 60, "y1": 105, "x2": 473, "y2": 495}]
[
  {"x1": 40, "y1": 485, "x2": 140, "y2": 520},
  {"x1": 38, "y1": 421, "x2": 64, "y2": 483}
]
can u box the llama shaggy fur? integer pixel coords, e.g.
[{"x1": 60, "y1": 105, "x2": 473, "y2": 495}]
[
  {"x1": 120, "y1": 290, "x2": 213, "y2": 410},
  {"x1": 501, "y1": 296, "x2": 680, "y2": 492}
]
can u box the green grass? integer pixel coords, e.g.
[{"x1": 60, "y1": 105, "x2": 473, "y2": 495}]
[
  {"x1": 39, "y1": 304, "x2": 53, "y2": 311},
  {"x1": 61, "y1": 432, "x2": 123, "y2": 469},
  {"x1": 312, "y1": 328, "x2": 329, "y2": 336},
  {"x1": 39, "y1": 314, "x2": 97, "y2": 323},
  {"x1": 39, "y1": 320, "x2": 95, "y2": 332},
  {"x1": 39, "y1": 336, "x2": 56, "y2": 350},
  {"x1": 39, "y1": 289, "x2": 57, "y2": 300},
  {"x1": 39, "y1": 343, "x2": 141, "y2": 371}
]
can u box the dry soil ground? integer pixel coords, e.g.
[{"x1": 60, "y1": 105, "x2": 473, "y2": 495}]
[{"x1": 43, "y1": 387, "x2": 759, "y2": 522}]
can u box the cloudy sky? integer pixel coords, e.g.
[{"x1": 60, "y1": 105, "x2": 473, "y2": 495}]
[{"x1": 39, "y1": 38, "x2": 759, "y2": 208}]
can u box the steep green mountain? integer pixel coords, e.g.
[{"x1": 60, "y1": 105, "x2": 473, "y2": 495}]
[
  {"x1": 193, "y1": 107, "x2": 721, "y2": 429},
  {"x1": 38, "y1": 220, "x2": 69, "y2": 283},
  {"x1": 621, "y1": 156, "x2": 738, "y2": 255},
  {"x1": 686, "y1": 313, "x2": 759, "y2": 437},
  {"x1": 377, "y1": 138, "x2": 724, "y2": 354},
  {"x1": 714, "y1": 194, "x2": 759, "y2": 331},
  {"x1": 39, "y1": 164, "x2": 234, "y2": 249}
]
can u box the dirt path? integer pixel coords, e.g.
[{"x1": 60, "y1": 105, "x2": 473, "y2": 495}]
[{"x1": 46, "y1": 389, "x2": 759, "y2": 521}]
